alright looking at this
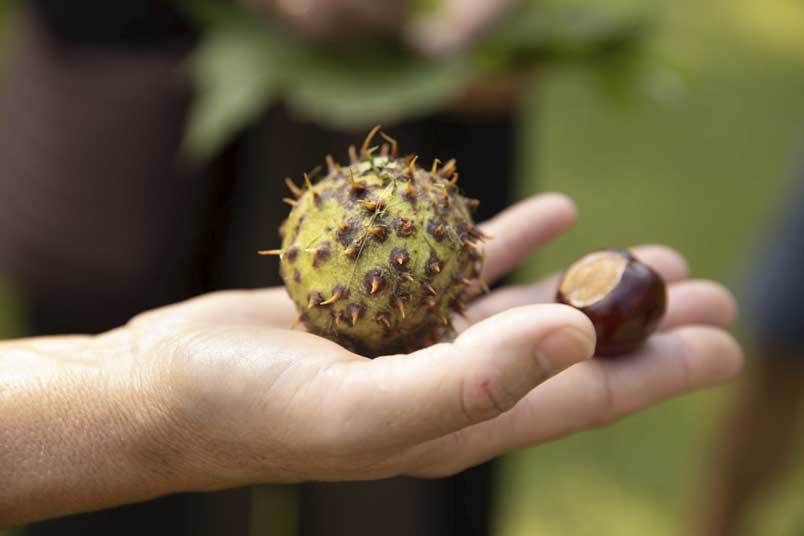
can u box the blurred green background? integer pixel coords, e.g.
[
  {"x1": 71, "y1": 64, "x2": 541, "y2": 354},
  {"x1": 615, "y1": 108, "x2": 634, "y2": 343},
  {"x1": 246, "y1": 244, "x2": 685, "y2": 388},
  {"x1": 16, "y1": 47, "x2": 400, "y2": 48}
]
[
  {"x1": 503, "y1": 1, "x2": 804, "y2": 535},
  {"x1": 2, "y1": 0, "x2": 804, "y2": 534}
]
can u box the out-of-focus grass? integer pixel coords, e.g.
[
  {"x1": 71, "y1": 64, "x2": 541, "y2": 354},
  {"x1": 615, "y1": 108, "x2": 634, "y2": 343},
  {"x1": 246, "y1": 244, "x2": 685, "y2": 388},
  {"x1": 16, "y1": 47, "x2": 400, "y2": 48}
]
[{"x1": 498, "y1": 0, "x2": 804, "y2": 535}]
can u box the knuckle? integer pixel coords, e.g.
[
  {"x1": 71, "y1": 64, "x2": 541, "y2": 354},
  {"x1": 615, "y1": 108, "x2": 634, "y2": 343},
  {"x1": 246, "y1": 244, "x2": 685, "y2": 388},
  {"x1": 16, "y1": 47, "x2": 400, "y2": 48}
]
[
  {"x1": 460, "y1": 368, "x2": 518, "y2": 424},
  {"x1": 406, "y1": 433, "x2": 470, "y2": 479},
  {"x1": 586, "y1": 362, "x2": 619, "y2": 428}
]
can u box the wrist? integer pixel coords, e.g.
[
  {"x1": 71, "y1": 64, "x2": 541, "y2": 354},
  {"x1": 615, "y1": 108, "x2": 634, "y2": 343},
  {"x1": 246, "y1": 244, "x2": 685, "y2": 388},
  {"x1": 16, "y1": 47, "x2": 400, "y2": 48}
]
[
  {"x1": 0, "y1": 330, "x2": 204, "y2": 525},
  {"x1": 103, "y1": 327, "x2": 214, "y2": 495}
]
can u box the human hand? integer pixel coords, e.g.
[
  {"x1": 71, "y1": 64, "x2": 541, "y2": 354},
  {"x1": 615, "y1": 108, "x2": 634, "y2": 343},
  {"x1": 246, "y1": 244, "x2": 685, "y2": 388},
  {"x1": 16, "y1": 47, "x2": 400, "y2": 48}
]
[
  {"x1": 238, "y1": 0, "x2": 524, "y2": 115},
  {"x1": 241, "y1": 0, "x2": 516, "y2": 57},
  {"x1": 0, "y1": 193, "x2": 741, "y2": 526},
  {"x1": 123, "y1": 192, "x2": 741, "y2": 490},
  {"x1": 405, "y1": 0, "x2": 518, "y2": 57},
  {"x1": 241, "y1": 0, "x2": 411, "y2": 42},
  {"x1": 407, "y1": 0, "x2": 525, "y2": 114}
]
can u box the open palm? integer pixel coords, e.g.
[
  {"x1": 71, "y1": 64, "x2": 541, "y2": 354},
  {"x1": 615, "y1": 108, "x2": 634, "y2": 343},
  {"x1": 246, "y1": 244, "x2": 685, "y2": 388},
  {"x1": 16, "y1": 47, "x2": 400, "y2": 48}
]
[{"x1": 125, "y1": 193, "x2": 741, "y2": 488}]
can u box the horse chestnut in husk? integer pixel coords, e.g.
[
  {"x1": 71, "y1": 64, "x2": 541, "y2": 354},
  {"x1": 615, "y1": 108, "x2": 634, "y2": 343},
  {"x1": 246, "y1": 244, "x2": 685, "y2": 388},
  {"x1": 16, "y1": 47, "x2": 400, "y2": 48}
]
[{"x1": 556, "y1": 249, "x2": 667, "y2": 357}]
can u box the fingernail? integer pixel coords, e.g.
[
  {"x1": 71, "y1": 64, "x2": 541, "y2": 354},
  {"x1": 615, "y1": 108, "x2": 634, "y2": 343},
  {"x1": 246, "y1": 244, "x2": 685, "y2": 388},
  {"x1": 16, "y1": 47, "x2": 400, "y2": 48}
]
[{"x1": 535, "y1": 327, "x2": 596, "y2": 374}]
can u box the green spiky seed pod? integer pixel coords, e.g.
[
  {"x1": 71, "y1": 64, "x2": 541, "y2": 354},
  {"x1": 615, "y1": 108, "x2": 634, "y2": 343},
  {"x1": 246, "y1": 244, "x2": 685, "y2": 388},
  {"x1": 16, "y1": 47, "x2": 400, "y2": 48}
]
[{"x1": 264, "y1": 128, "x2": 487, "y2": 357}]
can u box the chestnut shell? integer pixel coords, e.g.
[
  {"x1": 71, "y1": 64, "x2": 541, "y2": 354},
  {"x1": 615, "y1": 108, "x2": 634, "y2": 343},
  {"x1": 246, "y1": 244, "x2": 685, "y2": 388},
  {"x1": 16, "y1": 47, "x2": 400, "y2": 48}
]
[{"x1": 556, "y1": 249, "x2": 667, "y2": 357}]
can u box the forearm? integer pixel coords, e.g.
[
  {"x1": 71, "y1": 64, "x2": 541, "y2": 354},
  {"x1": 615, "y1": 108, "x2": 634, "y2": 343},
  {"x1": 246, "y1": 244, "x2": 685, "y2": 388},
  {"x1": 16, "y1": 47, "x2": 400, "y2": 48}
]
[{"x1": 0, "y1": 330, "x2": 186, "y2": 527}]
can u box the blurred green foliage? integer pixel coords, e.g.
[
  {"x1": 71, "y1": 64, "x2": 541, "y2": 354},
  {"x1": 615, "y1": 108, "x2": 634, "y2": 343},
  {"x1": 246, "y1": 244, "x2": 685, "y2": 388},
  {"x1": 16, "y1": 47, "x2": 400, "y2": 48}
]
[
  {"x1": 183, "y1": 0, "x2": 654, "y2": 159},
  {"x1": 499, "y1": 0, "x2": 804, "y2": 534}
]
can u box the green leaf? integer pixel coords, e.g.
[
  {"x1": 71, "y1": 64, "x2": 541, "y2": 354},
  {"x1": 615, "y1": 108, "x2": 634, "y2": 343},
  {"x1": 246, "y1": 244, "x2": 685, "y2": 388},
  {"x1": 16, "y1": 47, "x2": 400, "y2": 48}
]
[
  {"x1": 479, "y1": 2, "x2": 646, "y2": 64},
  {"x1": 283, "y1": 47, "x2": 476, "y2": 130},
  {"x1": 183, "y1": 24, "x2": 281, "y2": 160},
  {"x1": 182, "y1": 0, "x2": 653, "y2": 158}
]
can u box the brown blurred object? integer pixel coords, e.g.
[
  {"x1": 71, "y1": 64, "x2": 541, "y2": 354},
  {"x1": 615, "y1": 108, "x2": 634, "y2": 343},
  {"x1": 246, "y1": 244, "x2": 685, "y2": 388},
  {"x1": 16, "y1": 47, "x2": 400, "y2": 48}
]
[
  {"x1": 451, "y1": 71, "x2": 531, "y2": 117},
  {"x1": 0, "y1": 7, "x2": 214, "y2": 332},
  {"x1": 695, "y1": 357, "x2": 804, "y2": 536}
]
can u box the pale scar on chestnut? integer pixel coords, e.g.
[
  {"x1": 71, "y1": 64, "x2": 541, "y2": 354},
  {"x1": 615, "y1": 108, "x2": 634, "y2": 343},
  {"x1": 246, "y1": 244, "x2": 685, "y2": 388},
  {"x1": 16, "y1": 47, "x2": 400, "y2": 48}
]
[{"x1": 557, "y1": 249, "x2": 667, "y2": 357}]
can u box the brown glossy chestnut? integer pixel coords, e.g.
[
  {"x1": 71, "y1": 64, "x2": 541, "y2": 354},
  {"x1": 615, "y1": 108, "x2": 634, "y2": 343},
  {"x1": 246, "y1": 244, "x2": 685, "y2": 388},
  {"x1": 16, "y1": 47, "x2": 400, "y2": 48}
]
[{"x1": 556, "y1": 249, "x2": 667, "y2": 357}]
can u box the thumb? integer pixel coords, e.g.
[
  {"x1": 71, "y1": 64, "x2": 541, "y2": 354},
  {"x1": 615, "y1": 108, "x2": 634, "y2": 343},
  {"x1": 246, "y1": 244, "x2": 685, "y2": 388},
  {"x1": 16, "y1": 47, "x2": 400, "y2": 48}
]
[{"x1": 333, "y1": 304, "x2": 596, "y2": 449}]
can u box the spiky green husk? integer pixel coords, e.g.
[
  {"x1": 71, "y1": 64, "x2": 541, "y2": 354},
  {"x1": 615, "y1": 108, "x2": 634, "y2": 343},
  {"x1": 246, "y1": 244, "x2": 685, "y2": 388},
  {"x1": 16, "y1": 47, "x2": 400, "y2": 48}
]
[{"x1": 271, "y1": 132, "x2": 485, "y2": 357}]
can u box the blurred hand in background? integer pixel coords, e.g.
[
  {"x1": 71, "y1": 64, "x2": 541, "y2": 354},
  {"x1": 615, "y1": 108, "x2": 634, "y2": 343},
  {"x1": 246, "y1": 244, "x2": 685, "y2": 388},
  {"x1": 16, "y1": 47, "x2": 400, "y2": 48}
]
[
  {"x1": 243, "y1": 0, "x2": 524, "y2": 116},
  {"x1": 405, "y1": 0, "x2": 517, "y2": 57},
  {"x1": 243, "y1": 0, "x2": 516, "y2": 57},
  {"x1": 242, "y1": 0, "x2": 413, "y2": 42}
]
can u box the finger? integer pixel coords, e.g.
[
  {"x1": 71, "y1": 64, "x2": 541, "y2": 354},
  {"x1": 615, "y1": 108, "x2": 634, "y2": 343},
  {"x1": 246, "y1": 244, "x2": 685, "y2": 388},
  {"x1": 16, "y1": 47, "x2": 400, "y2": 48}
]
[
  {"x1": 658, "y1": 280, "x2": 738, "y2": 331},
  {"x1": 137, "y1": 193, "x2": 577, "y2": 329},
  {"x1": 143, "y1": 193, "x2": 577, "y2": 330},
  {"x1": 466, "y1": 276, "x2": 733, "y2": 335},
  {"x1": 327, "y1": 304, "x2": 595, "y2": 451},
  {"x1": 129, "y1": 288, "x2": 299, "y2": 339},
  {"x1": 630, "y1": 244, "x2": 690, "y2": 281},
  {"x1": 406, "y1": 0, "x2": 517, "y2": 57},
  {"x1": 478, "y1": 193, "x2": 578, "y2": 285},
  {"x1": 407, "y1": 324, "x2": 743, "y2": 476},
  {"x1": 183, "y1": 288, "x2": 298, "y2": 326},
  {"x1": 466, "y1": 244, "x2": 689, "y2": 325}
]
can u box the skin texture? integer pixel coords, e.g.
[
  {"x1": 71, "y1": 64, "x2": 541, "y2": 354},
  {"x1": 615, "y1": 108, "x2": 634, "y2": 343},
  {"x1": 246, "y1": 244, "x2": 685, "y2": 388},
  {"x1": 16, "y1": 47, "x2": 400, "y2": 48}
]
[
  {"x1": 278, "y1": 145, "x2": 481, "y2": 356},
  {"x1": 245, "y1": 0, "x2": 515, "y2": 57},
  {"x1": 0, "y1": 193, "x2": 743, "y2": 528}
]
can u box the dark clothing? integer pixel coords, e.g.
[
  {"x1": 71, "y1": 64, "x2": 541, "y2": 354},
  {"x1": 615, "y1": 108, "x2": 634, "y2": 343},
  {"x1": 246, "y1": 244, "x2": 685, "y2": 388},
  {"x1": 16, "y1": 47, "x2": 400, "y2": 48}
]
[
  {"x1": 742, "y1": 173, "x2": 804, "y2": 350},
  {"x1": 32, "y1": 0, "x2": 195, "y2": 46}
]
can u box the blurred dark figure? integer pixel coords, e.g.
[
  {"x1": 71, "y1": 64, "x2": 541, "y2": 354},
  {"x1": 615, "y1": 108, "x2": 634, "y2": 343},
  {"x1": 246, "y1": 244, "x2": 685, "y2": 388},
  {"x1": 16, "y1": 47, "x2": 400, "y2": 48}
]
[
  {"x1": 0, "y1": 2, "x2": 521, "y2": 535},
  {"x1": 697, "y1": 173, "x2": 804, "y2": 535}
]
